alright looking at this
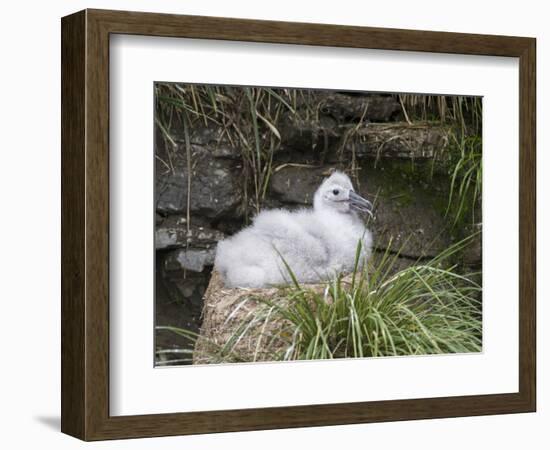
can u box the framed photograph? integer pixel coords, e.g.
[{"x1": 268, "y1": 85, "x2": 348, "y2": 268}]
[{"x1": 61, "y1": 9, "x2": 536, "y2": 441}]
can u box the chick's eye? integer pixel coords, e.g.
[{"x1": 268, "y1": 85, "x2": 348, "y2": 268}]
[{"x1": 332, "y1": 189, "x2": 340, "y2": 196}]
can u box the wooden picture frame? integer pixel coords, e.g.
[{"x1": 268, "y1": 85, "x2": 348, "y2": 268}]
[{"x1": 61, "y1": 8, "x2": 536, "y2": 441}]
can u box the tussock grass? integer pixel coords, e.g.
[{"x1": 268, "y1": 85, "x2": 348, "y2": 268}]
[
  {"x1": 446, "y1": 132, "x2": 482, "y2": 226},
  {"x1": 157, "y1": 236, "x2": 482, "y2": 365},
  {"x1": 398, "y1": 94, "x2": 482, "y2": 134}
]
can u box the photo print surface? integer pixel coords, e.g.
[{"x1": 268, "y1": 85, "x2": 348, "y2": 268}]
[{"x1": 154, "y1": 83, "x2": 482, "y2": 366}]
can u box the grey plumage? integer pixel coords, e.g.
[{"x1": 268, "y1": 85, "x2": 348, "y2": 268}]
[{"x1": 215, "y1": 171, "x2": 374, "y2": 288}]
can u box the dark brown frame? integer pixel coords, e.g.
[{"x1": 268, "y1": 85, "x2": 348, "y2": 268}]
[{"x1": 61, "y1": 8, "x2": 536, "y2": 441}]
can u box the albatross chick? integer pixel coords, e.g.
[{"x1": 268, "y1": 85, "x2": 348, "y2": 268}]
[{"x1": 215, "y1": 171, "x2": 374, "y2": 288}]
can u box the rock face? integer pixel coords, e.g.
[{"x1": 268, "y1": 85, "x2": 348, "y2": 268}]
[
  {"x1": 155, "y1": 216, "x2": 224, "y2": 251},
  {"x1": 311, "y1": 92, "x2": 401, "y2": 122},
  {"x1": 164, "y1": 248, "x2": 216, "y2": 273},
  {"x1": 346, "y1": 123, "x2": 450, "y2": 160},
  {"x1": 269, "y1": 166, "x2": 325, "y2": 205},
  {"x1": 154, "y1": 89, "x2": 481, "y2": 365},
  {"x1": 155, "y1": 157, "x2": 242, "y2": 219}
]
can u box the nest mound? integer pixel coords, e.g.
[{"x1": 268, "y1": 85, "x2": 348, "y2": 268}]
[{"x1": 193, "y1": 272, "x2": 350, "y2": 364}]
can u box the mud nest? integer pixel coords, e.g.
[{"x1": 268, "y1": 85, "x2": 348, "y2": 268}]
[{"x1": 193, "y1": 271, "x2": 351, "y2": 364}]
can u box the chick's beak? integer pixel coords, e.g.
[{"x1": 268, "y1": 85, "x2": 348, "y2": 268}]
[{"x1": 349, "y1": 190, "x2": 374, "y2": 218}]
